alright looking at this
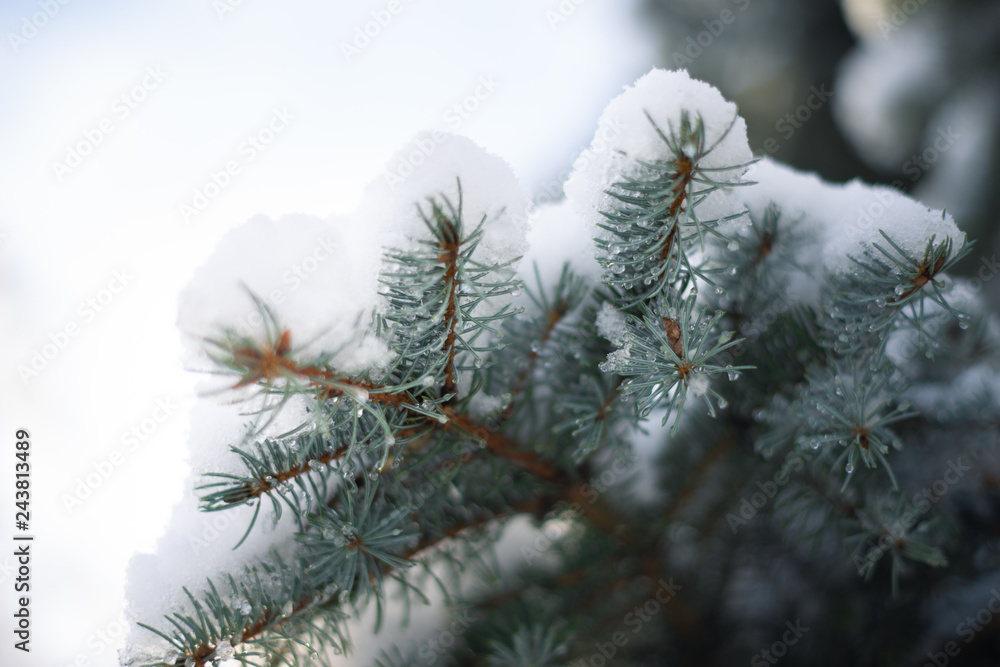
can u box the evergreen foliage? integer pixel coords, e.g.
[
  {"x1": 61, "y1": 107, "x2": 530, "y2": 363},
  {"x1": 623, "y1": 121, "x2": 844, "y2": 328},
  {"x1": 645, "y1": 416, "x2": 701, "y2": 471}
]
[{"x1": 130, "y1": 71, "x2": 1000, "y2": 667}]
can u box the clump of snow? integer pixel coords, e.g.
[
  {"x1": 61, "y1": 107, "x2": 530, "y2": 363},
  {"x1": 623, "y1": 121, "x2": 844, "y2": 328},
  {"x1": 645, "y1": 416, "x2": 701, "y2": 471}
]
[
  {"x1": 466, "y1": 391, "x2": 510, "y2": 421},
  {"x1": 906, "y1": 362, "x2": 1000, "y2": 423},
  {"x1": 687, "y1": 372, "x2": 710, "y2": 397},
  {"x1": 521, "y1": 197, "x2": 602, "y2": 288},
  {"x1": 177, "y1": 213, "x2": 392, "y2": 378},
  {"x1": 362, "y1": 132, "x2": 531, "y2": 282},
  {"x1": 126, "y1": 133, "x2": 533, "y2": 664},
  {"x1": 122, "y1": 399, "x2": 306, "y2": 663},
  {"x1": 596, "y1": 302, "x2": 627, "y2": 346},
  {"x1": 739, "y1": 158, "x2": 966, "y2": 279},
  {"x1": 599, "y1": 343, "x2": 632, "y2": 374},
  {"x1": 564, "y1": 68, "x2": 753, "y2": 233}
]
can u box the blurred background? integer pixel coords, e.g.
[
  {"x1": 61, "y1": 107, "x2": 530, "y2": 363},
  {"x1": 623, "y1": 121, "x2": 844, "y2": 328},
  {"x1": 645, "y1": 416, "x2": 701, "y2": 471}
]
[{"x1": 0, "y1": 0, "x2": 997, "y2": 665}]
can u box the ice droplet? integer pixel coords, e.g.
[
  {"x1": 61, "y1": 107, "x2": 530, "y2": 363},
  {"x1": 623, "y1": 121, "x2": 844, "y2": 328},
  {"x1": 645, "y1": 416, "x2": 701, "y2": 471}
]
[
  {"x1": 611, "y1": 264, "x2": 626, "y2": 275},
  {"x1": 215, "y1": 641, "x2": 235, "y2": 659},
  {"x1": 894, "y1": 285, "x2": 906, "y2": 296},
  {"x1": 810, "y1": 441, "x2": 821, "y2": 451},
  {"x1": 875, "y1": 297, "x2": 887, "y2": 308},
  {"x1": 845, "y1": 462, "x2": 855, "y2": 474},
  {"x1": 726, "y1": 366, "x2": 740, "y2": 381},
  {"x1": 727, "y1": 240, "x2": 739, "y2": 251}
]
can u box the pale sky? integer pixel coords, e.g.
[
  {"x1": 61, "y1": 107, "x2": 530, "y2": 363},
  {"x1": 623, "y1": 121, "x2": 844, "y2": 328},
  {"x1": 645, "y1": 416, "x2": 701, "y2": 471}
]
[{"x1": 0, "y1": 2, "x2": 655, "y2": 665}]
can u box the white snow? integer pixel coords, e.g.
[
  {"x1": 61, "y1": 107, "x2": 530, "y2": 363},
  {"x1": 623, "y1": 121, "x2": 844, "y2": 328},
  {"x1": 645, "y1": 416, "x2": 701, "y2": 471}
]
[
  {"x1": 362, "y1": 132, "x2": 531, "y2": 283},
  {"x1": 564, "y1": 68, "x2": 753, "y2": 235},
  {"x1": 596, "y1": 302, "x2": 627, "y2": 346},
  {"x1": 521, "y1": 197, "x2": 603, "y2": 289},
  {"x1": 121, "y1": 399, "x2": 306, "y2": 665},
  {"x1": 176, "y1": 212, "x2": 392, "y2": 379},
  {"x1": 739, "y1": 158, "x2": 966, "y2": 278},
  {"x1": 124, "y1": 133, "x2": 533, "y2": 664},
  {"x1": 687, "y1": 372, "x2": 710, "y2": 397}
]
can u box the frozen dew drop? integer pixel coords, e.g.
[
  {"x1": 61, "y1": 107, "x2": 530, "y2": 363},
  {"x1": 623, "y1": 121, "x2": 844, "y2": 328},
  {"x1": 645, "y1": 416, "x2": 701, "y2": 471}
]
[
  {"x1": 726, "y1": 366, "x2": 740, "y2": 381},
  {"x1": 894, "y1": 285, "x2": 906, "y2": 296},
  {"x1": 727, "y1": 240, "x2": 739, "y2": 251},
  {"x1": 717, "y1": 397, "x2": 728, "y2": 409},
  {"x1": 810, "y1": 440, "x2": 821, "y2": 451},
  {"x1": 727, "y1": 266, "x2": 738, "y2": 276},
  {"x1": 714, "y1": 286, "x2": 725, "y2": 295},
  {"x1": 845, "y1": 462, "x2": 855, "y2": 474},
  {"x1": 958, "y1": 320, "x2": 969, "y2": 330},
  {"x1": 611, "y1": 263, "x2": 626, "y2": 275},
  {"x1": 474, "y1": 357, "x2": 484, "y2": 369},
  {"x1": 875, "y1": 297, "x2": 887, "y2": 308}
]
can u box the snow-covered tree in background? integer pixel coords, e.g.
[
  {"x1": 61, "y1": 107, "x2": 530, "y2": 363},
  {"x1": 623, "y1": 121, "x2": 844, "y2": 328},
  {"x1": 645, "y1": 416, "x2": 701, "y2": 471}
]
[{"x1": 122, "y1": 69, "x2": 1000, "y2": 667}]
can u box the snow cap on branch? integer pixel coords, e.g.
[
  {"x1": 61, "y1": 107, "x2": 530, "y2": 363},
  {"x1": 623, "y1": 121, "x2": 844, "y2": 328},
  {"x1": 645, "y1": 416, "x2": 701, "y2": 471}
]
[
  {"x1": 365, "y1": 132, "x2": 532, "y2": 280},
  {"x1": 564, "y1": 68, "x2": 753, "y2": 231},
  {"x1": 739, "y1": 158, "x2": 966, "y2": 274},
  {"x1": 177, "y1": 213, "x2": 391, "y2": 376}
]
